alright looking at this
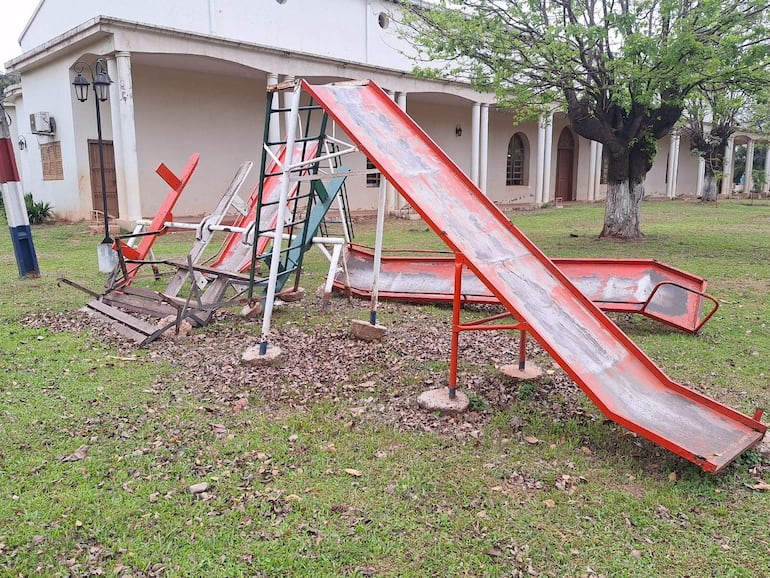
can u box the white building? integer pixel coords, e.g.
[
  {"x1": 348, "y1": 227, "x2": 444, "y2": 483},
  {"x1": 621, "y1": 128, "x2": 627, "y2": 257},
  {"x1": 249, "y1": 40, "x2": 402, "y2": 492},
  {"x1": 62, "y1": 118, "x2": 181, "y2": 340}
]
[{"x1": 3, "y1": 0, "x2": 769, "y2": 224}]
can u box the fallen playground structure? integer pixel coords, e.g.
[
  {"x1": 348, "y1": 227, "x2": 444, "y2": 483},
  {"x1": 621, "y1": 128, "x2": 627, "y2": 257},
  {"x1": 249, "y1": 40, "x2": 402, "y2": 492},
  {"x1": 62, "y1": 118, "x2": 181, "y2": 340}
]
[
  {"x1": 333, "y1": 244, "x2": 720, "y2": 334},
  {"x1": 64, "y1": 79, "x2": 766, "y2": 473}
]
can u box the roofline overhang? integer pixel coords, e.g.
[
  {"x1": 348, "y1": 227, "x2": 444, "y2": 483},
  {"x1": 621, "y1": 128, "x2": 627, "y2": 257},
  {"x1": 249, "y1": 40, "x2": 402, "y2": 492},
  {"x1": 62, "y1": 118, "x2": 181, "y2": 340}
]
[{"x1": 4, "y1": 15, "x2": 493, "y2": 103}]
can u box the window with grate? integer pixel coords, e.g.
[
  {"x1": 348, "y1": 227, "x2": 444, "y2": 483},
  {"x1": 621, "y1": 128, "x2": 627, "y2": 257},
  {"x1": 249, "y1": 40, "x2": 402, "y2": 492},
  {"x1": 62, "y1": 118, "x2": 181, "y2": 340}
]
[
  {"x1": 366, "y1": 158, "x2": 381, "y2": 188},
  {"x1": 41, "y1": 141, "x2": 64, "y2": 181},
  {"x1": 506, "y1": 133, "x2": 528, "y2": 186}
]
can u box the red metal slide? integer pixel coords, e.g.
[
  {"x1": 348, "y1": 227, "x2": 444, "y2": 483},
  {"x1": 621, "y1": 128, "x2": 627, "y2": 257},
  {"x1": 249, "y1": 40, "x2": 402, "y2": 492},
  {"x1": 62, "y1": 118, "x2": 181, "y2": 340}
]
[
  {"x1": 334, "y1": 244, "x2": 720, "y2": 334},
  {"x1": 303, "y1": 79, "x2": 765, "y2": 472}
]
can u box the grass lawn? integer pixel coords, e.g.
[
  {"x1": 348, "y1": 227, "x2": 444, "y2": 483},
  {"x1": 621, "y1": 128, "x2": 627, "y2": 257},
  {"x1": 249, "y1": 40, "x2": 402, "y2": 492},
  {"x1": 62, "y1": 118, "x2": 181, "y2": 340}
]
[{"x1": 1, "y1": 198, "x2": 769, "y2": 577}]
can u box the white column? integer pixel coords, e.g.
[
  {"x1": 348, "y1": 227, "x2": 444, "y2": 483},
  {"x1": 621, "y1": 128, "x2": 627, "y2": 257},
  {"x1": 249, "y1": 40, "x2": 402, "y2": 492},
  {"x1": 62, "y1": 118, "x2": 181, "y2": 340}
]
[
  {"x1": 763, "y1": 145, "x2": 770, "y2": 194},
  {"x1": 391, "y1": 92, "x2": 407, "y2": 212},
  {"x1": 670, "y1": 131, "x2": 681, "y2": 198},
  {"x1": 745, "y1": 139, "x2": 755, "y2": 195},
  {"x1": 267, "y1": 73, "x2": 281, "y2": 149},
  {"x1": 282, "y1": 75, "x2": 295, "y2": 137},
  {"x1": 587, "y1": 141, "x2": 597, "y2": 201},
  {"x1": 722, "y1": 137, "x2": 734, "y2": 195},
  {"x1": 593, "y1": 143, "x2": 604, "y2": 200},
  {"x1": 542, "y1": 112, "x2": 554, "y2": 204},
  {"x1": 109, "y1": 52, "x2": 141, "y2": 222},
  {"x1": 479, "y1": 103, "x2": 489, "y2": 195},
  {"x1": 696, "y1": 156, "x2": 705, "y2": 198},
  {"x1": 666, "y1": 131, "x2": 677, "y2": 198},
  {"x1": 470, "y1": 102, "x2": 480, "y2": 185},
  {"x1": 535, "y1": 116, "x2": 546, "y2": 205}
]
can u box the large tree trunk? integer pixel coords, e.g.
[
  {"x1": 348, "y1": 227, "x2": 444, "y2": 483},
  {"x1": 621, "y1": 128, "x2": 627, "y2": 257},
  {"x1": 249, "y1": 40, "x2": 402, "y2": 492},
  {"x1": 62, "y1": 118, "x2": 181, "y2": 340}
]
[
  {"x1": 599, "y1": 139, "x2": 650, "y2": 239},
  {"x1": 601, "y1": 178, "x2": 645, "y2": 238},
  {"x1": 702, "y1": 172, "x2": 718, "y2": 202}
]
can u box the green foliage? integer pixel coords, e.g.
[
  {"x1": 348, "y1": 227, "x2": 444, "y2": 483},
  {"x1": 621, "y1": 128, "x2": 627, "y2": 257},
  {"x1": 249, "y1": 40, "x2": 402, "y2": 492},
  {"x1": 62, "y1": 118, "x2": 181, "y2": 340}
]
[
  {"x1": 0, "y1": 72, "x2": 20, "y2": 96},
  {"x1": 24, "y1": 192, "x2": 54, "y2": 225},
  {"x1": 399, "y1": 0, "x2": 770, "y2": 236}
]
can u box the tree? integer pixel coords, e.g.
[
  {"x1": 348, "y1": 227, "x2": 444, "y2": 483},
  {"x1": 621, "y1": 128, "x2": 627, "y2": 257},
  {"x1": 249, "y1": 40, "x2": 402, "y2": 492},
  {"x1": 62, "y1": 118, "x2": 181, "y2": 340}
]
[
  {"x1": 400, "y1": 0, "x2": 770, "y2": 238},
  {"x1": 0, "y1": 72, "x2": 20, "y2": 97},
  {"x1": 680, "y1": 91, "x2": 742, "y2": 201}
]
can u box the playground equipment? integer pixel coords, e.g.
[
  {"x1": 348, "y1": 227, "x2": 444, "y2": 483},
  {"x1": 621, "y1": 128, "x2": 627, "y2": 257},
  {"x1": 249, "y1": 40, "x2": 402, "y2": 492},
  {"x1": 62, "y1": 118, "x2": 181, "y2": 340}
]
[
  {"x1": 294, "y1": 79, "x2": 765, "y2": 472},
  {"x1": 334, "y1": 244, "x2": 719, "y2": 334},
  {"x1": 62, "y1": 78, "x2": 764, "y2": 472},
  {"x1": 63, "y1": 84, "x2": 353, "y2": 345}
]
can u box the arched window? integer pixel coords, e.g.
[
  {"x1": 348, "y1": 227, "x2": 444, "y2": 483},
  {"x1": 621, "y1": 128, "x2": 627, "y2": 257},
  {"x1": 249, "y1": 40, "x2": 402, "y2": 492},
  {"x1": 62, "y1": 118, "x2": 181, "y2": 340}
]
[{"x1": 506, "y1": 133, "x2": 529, "y2": 186}]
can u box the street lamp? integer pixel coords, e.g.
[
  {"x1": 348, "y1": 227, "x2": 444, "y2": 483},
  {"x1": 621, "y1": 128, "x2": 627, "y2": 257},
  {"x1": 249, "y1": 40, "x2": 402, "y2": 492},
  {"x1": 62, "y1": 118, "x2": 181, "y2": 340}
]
[{"x1": 72, "y1": 58, "x2": 115, "y2": 272}]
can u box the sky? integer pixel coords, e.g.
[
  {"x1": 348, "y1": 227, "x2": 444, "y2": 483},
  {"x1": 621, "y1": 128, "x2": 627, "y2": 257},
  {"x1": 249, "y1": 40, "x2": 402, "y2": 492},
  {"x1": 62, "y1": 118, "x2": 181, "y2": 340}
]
[{"x1": 0, "y1": 0, "x2": 39, "y2": 71}]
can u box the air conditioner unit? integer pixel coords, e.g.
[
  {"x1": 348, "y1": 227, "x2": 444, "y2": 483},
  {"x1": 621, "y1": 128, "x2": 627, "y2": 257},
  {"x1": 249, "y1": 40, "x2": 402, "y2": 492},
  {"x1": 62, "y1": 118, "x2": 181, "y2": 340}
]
[{"x1": 30, "y1": 111, "x2": 55, "y2": 135}]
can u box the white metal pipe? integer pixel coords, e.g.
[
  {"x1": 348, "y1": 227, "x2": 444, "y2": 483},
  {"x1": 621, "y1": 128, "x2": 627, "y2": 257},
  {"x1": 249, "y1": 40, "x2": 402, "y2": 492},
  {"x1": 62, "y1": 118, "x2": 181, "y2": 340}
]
[
  {"x1": 369, "y1": 168, "x2": 388, "y2": 325},
  {"x1": 322, "y1": 141, "x2": 353, "y2": 295},
  {"x1": 261, "y1": 82, "x2": 302, "y2": 353}
]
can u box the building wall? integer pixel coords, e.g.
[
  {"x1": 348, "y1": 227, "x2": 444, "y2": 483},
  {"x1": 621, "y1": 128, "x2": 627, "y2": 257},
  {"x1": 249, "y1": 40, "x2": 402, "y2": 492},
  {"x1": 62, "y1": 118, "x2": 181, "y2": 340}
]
[
  {"x1": 487, "y1": 110, "x2": 538, "y2": 204},
  {"x1": 131, "y1": 64, "x2": 266, "y2": 218},
  {"x1": 20, "y1": 0, "x2": 417, "y2": 71},
  {"x1": 13, "y1": 57, "x2": 86, "y2": 221}
]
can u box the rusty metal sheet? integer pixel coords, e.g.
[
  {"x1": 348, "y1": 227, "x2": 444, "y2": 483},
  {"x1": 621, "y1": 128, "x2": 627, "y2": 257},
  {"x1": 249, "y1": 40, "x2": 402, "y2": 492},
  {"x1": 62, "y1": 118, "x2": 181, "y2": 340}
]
[
  {"x1": 335, "y1": 246, "x2": 712, "y2": 333},
  {"x1": 305, "y1": 79, "x2": 766, "y2": 472}
]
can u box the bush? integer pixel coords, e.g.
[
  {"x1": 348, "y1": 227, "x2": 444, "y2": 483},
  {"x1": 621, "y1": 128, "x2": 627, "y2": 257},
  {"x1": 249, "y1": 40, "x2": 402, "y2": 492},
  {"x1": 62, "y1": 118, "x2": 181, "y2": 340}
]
[{"x1": 24, "y1": 193, "x2": 54, "y2": 225}]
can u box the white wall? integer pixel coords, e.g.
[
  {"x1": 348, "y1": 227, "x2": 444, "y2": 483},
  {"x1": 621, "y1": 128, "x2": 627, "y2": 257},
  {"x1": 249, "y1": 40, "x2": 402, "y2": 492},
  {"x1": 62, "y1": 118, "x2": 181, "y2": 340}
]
[
  {"x1": 21, "y1": 0, "x2": 419, "y2": 72},
  {"x1": 13, "y1": 56, "x2": 86, "y2": 221},
  {"x1": 486, "y1": 110, "x2": 538, "y2": 204},
  {"x1": 131, "y1": 64, "x2": 265, "y2": 218}
]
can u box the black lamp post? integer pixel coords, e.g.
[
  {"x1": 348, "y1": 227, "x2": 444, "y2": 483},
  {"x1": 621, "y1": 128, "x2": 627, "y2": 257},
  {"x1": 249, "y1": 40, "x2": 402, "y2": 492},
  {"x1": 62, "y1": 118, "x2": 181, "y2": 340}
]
[{"x1": 72, "y1": 58, "x2": 114, "y2": 272}]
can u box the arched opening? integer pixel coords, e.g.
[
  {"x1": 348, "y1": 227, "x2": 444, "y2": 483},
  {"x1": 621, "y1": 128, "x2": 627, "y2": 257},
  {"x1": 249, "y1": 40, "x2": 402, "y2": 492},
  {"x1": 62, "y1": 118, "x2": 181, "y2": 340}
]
[
  {"x1": 555, "y1": 128, "x2": 575, "y2": 201},
  {"x1": 506, "y1": 132, "x2": 529, "y2": 186}
]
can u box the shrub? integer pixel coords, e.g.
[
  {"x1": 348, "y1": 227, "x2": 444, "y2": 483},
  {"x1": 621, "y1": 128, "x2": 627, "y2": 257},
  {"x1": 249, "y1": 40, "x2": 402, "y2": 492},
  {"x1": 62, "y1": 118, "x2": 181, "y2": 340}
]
[{"x1": 24, "y1": 193, "x2": 54, "y2": 225}]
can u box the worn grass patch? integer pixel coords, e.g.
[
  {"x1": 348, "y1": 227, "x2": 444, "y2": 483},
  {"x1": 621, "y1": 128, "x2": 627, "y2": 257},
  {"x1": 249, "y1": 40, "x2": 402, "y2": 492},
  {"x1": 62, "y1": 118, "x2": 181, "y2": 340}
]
[{"x1": 1, "y1": 200, "x2": 769, "y2": 577}]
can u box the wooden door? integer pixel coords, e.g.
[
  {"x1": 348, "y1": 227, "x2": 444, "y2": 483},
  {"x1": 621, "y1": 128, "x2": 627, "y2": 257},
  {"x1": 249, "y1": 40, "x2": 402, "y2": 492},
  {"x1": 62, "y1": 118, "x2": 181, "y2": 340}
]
[
  {"x1": 555, "y1": 128, "x2": 575, "y2": 201},
  {"x1": 88, "y1": 140, "x2": 119, "y2": 218}
]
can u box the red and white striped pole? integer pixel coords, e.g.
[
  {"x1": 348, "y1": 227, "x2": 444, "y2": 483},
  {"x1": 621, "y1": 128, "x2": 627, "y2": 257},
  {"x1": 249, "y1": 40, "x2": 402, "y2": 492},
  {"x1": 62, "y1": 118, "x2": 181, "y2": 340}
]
[{"x1": 0, "y1": 104, "x2": 40, "y2": 278}]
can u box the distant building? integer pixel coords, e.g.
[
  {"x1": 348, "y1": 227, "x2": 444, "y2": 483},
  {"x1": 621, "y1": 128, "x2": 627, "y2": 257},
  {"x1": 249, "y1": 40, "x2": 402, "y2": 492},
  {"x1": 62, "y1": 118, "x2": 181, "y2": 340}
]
[{"x1": 3, "y1": 0, "x2": 769, "y2": 224}]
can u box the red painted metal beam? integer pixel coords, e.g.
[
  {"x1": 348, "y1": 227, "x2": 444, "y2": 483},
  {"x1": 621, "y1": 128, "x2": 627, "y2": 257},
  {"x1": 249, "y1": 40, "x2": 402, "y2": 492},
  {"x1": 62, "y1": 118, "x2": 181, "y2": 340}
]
[{"x1": 115, "y1": 153, "x2": 200, "y2": 281}]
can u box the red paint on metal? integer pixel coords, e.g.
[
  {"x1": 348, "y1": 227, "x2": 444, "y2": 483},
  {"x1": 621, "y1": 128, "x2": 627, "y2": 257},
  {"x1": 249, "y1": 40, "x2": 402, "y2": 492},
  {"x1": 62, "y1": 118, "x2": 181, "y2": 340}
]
[
  {"x1": 115, "y1": 154, "x2": 199, "y2": 280},
  {"x1": 0, "y1": 138, "x2": 20, "y2": 183},
  {"x1": 336, "y1": 245, "x2": 717, "y2": 333},
  {"x1": 304, "y1": 79, "x2": 766, "y2": 472}
]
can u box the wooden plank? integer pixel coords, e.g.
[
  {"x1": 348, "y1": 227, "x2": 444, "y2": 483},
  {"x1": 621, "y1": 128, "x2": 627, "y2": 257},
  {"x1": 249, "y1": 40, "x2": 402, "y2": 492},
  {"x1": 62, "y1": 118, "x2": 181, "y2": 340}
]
[
  {"x1": 85, "y1": 309, "x2": 148, "y2": 343},
  {"x1": 86, "y1": 300, "x2": 158, "y2": 336},
  {"x1": 102, "y1": 294, "x2": 176, "y2": 318}
]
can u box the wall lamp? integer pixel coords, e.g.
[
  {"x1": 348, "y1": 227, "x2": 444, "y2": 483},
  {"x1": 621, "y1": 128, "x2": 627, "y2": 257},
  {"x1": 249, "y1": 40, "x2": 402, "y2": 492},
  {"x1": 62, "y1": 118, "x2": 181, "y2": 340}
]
[
  {"x1": 455, "y1": 125, "x2": 463, "y2": 137},
  {"x1": 17, "y1": 135, "x2": 27, "y2": 150}
]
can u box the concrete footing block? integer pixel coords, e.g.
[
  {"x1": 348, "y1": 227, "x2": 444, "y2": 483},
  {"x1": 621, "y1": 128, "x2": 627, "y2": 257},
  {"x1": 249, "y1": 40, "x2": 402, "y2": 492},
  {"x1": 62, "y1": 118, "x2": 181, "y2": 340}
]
[
  {"x1": 351, "y1": 319, "x2": 387, "y2": 342},
  {"x1": 499, "y1": 363, "x2": 544, "y2": 380},
  {"x1": 240, "y1": 301, "x2": 263, "y2": 319},
  {"x1": 241, "y1": 343, "x2": 283, "y2": 366},
  {"x1": 276, "y1": 287, "x2": 306, "y2": 302},
  {"x1": 417, "y1": 387, "x2": 469, "y2": 415}
]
